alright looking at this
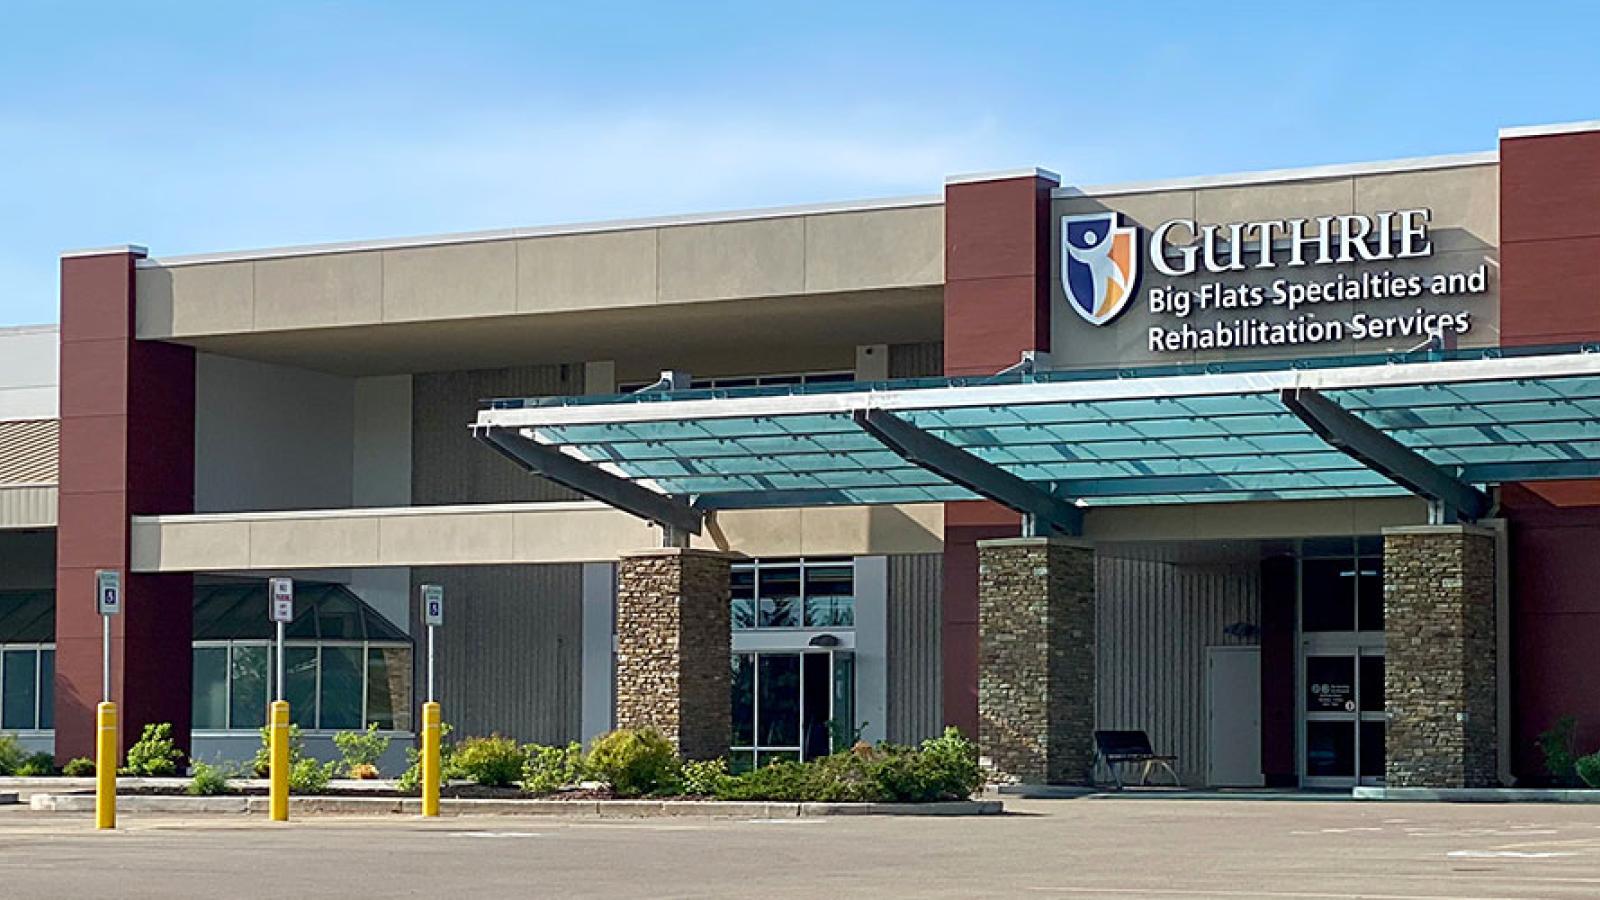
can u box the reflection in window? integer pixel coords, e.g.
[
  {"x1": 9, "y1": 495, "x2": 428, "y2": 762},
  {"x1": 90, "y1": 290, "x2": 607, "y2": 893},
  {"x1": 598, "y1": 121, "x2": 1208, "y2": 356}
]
[
  {"x1": 1, "y1": 650, "x2": 38, "y2": 731},
  {"x1": 194, "y1": 641, "x2": 412, "y2": 732},
  {"x1": 731, "y1": 559, "x2": 855, "y2": 631}
]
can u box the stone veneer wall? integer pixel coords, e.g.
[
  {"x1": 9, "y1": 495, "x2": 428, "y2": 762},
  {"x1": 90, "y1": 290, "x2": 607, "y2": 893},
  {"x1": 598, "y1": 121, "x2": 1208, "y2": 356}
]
[
  {"x1": 614, "y1": 549, "x2": 735, "y2": 760},
  {"x1": 977, "y1": 538, "x2": 1096, "y2": 783},
  {"x1": 1383, "y1": 526, "x2": 1498, "y2": 788}
]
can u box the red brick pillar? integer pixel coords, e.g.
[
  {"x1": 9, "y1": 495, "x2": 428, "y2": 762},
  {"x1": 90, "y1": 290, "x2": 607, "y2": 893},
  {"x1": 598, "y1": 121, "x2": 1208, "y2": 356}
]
[
  {"x1": 941, "y1": 169, "x2": 1059, "y2": 736},
  {"x1": 55, "y1": 247, "x2": 195, "y2": 762}
]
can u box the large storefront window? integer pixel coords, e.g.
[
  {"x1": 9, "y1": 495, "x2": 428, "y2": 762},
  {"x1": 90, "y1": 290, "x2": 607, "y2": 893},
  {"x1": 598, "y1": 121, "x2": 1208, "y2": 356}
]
[
  {"x1": 731, "y1": 558, "x2": 855, "y2": 630},
  {"x1": 191, "y1": 581, "x2": 413, "y2": 733}
]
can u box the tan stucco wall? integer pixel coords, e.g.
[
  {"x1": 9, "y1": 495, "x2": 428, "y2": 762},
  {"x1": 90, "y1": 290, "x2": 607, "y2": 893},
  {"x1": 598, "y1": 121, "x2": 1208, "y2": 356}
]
[{"x1": 135, "y1": 203, "x2": 943, "y2": 340}]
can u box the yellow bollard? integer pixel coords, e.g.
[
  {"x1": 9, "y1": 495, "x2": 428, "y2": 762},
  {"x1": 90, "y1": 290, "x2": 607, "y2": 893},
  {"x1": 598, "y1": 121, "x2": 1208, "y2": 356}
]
[
  {"x1": 269, "y1": 700, "x2": 290, "y2": 822},
  {"x1": 94, "y1": 702, "x2": 117, "y2": 830},
  {"x1": 421, "y1": 702, "x2": 441, "y2": 817}
]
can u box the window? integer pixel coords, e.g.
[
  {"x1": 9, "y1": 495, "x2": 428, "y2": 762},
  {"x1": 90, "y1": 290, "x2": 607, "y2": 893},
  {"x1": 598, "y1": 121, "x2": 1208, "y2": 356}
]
[
  {"x1": 189, "y1": 580, "x2": 414, "y2": 733},
  {"x1": 192, "y1": 641, "x2": 413, "y2": 733},
  {"x1": 0, "y1": 646, "x2": 52, "y2": 732},
  {"x1": 730, "y1": 559, "x2": 855, "y2": 630}
]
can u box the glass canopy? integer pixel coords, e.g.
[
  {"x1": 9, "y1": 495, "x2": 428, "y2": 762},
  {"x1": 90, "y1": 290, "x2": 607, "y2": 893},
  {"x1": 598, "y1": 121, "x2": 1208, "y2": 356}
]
[{"x1": 473, "y1": 344, "x2": 1600, "y2": 522}]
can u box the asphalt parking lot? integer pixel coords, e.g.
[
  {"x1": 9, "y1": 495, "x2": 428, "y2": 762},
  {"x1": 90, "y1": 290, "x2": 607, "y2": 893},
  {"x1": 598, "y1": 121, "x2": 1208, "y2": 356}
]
[{"x1": 2, "y1": 798, "x2": 1599, "y2": 898}]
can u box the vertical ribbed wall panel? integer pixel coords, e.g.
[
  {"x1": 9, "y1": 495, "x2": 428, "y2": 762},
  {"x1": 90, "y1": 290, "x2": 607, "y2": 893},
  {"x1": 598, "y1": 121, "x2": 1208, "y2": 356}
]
[
  {"x1": 888, "y1": 342, "x2": 945, "y2": 379},
  {"x1": 411, "y1": 363, "x2": 583, "y2": 505},
  {"x1": 1094, "y1": 551, "x2": 1260, "y2": 786},
  {"x1": 411, "y1": 564, "x2": 583, "y2": 744},
  {"x1": 887, "y1": 554, "x2": 943, "y2": 744}
]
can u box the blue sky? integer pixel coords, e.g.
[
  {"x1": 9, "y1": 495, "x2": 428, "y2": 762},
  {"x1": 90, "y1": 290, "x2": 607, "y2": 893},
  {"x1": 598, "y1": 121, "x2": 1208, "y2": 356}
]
[{"x1": 2, "y1": 1, "x2": 1597, "y2": 326}]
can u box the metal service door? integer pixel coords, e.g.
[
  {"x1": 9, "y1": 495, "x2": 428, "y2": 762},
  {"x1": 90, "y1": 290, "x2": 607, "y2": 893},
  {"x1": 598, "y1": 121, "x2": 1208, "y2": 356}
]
[{"x1": 1206, "y1": 646, "x2": 1263, "y2": 787}]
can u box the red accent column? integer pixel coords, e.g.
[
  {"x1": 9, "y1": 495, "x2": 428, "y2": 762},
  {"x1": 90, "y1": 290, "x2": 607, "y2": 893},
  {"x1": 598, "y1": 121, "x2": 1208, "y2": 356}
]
[
  {"x1": 1498, "y1": 125, "x2": 1600, "y2": 781},
  {"x1": 940, "y1": 170, "x2": 1058, "y2": 735},
  {"x1": 55, "y1": 248, "x2": 195, "y2": 763}
]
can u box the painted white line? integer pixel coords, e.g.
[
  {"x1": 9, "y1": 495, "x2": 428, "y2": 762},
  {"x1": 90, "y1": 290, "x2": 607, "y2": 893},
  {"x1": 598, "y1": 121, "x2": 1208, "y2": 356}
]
[
  {"x1": 1028, "y1": 888, "x2": 1527, "y2": 899},
  {"x1": 746, "y1": 818, "x2": 827, "y2": 825},
  {"x1": 1448, "y1": 849, "x2": 1574, "y2": 858},
  {"x1": 448, "y1": 831, "x2": 543, "y2": 839}
]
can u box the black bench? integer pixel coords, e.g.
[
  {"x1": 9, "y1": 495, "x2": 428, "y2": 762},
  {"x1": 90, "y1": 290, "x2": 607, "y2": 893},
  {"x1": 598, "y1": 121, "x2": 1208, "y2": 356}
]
[{"x1": 1093, "y1": 730, "x2": 1180, "y2": 789}]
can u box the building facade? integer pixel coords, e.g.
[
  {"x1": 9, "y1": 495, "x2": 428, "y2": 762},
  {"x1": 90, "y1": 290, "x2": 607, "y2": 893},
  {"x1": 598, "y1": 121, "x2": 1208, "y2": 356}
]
[{"x1": 3, "y1": 118, "x2": 1599, "y2": 786}]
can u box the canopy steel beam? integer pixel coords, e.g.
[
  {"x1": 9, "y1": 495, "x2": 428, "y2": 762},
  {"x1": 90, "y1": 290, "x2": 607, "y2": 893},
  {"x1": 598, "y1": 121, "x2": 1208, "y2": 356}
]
[
  {"x1": 1280, "y1": 387, "x2": 1491, "y2": 522},
  {"x1": 852, "y1": 408, "x2": 1083, "y2": 536},
  {"x1": 475, "y1": 426, "x2": 705, "y2": 535}
]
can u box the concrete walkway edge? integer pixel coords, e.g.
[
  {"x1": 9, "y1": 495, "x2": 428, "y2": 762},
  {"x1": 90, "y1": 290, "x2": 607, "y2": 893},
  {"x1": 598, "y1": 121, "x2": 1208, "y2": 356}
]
[
  {"x1": 1353, "y1": 786, "x2": 1600, "y2": 802},
  {"x1": 27, "y1": 793, "x2": 1002, "y2": 817}
]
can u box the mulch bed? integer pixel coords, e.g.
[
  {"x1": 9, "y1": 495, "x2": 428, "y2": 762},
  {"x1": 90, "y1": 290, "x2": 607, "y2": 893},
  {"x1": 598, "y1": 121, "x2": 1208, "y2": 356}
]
[{"x1": 109, "y1": 783, "x2": 620, "y2": 800}]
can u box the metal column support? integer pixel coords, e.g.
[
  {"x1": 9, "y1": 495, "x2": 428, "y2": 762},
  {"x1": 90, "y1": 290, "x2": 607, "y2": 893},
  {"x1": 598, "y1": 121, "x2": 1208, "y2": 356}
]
[
  {"x1": 852, "y1": 408, "x2": 1083, "y2": 536},
  {"x1": 1280, "y1": 387, "x2": 1491, "y2": 522},
  {"x1": 475, "y1": 426, "x2": 706, "y2": 536}
]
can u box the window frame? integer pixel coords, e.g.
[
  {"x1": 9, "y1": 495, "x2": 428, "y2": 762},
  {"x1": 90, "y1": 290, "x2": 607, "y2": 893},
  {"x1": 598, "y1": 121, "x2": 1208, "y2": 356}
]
[
  {"x1": 0, "y1": 642, "x2": 54, "y2": 734},
  {"x1": 191, "y1": 638, "x2": 413, "y2": 736},
  {"x1": 730, "y1": 557, "x2": 856, "y2": 631}
]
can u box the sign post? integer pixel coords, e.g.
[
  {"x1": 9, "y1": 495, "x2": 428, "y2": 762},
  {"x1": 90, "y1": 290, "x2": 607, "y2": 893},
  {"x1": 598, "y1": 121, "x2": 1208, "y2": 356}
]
[
  {"x1": 420, "y1": 584, "x2": 443, "y2": 818},
  {"x1": 268, "y1": 577, "x2": 294, "y2": 822},
  {"x1": 94, "y1": 570, "x2": 121, "y2": 830}
]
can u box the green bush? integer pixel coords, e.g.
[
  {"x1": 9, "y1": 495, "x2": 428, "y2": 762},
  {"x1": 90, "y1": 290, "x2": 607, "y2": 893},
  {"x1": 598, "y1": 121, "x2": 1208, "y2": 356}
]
[
  {"x1": 1539, "y1": 716, "x2": 1580, "y2": 785},
  {"x1": 452, "y1": 735, "x2": 526, "y2": 788},
  {"x1": 0, "y1": 733, "x2": 29, "y2": 775},
  {"x1": 187, "y1": 761, "x2": 234, "y2": 796},
  {"x1": 586, "y1": 729, "x2": 679, "y2": 798},
  {"x1": 332, "y1": 724, "x2": 390, "y2": 777},
  {"x1": 123, "y1": 723, "x2": 184, "y2": 777},
  {"x1": 62, "y1": 757, "x2": 95, "y2": 777},
  {"x1": 289, "y1": 757, "x2": 337, "y2": 794},
  {"x1": 253, "y1": 723, "x2": 307, "y2": 777},
  {"x1": 679, "y1": 758, "x2": 731, "y2": 797},
  {"x1": 17, "y1": 752, "x2": 56, "y2": 777},
  {"x1": 522, "y1": 741, "x2": 585, "y2": 794},
  {"x1": 1577, "y1": 752, "x2": 1600, "y2": 789},
  {"x1": 397, "y1": 722, "x2": 454, "y2": 793},
  {"x1": 714, "y1": 728, "x2": 982, "y2": 803}
]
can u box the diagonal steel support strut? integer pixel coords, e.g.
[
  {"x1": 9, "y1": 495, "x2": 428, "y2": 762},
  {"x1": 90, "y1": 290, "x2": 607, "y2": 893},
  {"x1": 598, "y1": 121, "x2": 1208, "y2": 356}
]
[
  {"x1": 852, "y1": 408, "x2": 1083, "y2": 536},
  {"x1": 1280, "y1": 387, "x2": 1491, "y2": 522},
  {"x1": 475, "y1": 426, "x2": 705, "y2": 536}
]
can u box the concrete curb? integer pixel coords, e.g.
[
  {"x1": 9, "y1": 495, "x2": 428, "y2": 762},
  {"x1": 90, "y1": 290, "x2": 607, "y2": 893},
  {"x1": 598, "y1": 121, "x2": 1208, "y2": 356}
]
[
  {"x1": 1354, "y1": 786, "x2": 1600, "y2": 803},
  {"x1": 27, "y1": 793, "x2": 1002, "y2": 818}
]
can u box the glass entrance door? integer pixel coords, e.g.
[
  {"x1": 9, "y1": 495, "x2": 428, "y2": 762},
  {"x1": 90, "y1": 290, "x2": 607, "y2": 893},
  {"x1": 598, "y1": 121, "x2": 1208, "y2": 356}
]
[
  {"x1": 1298, "y1": 540, "x2": 1385, "y2": 788},
  {"x1": 731, "y1": 649, "x2": 855, "y2": 772}
]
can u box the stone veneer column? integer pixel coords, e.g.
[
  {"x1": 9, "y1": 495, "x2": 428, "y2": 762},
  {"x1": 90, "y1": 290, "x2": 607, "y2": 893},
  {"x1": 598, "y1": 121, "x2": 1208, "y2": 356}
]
[
  {"x1": 977, "y1": 538, "x2": 1095, "y2": 783},
  {"x1": 1383, "y1": 525, "x2": 1498, "y2": 788},
  {"x1": 614, "y1": 548, "x2": 737, "y2": 760}
]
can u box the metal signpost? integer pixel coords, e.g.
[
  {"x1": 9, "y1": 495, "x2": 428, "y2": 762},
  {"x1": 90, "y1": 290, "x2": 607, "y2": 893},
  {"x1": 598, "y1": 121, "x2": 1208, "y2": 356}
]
[
  {"x1": 268, "y1": 577, "x2": 294, "y2": 822},
  {"x1": 420, "y1": 584, "x2": 444, "y2": 817},
  {"x1": 94, "y1": 570, "x2": 121, "y2": 830}
]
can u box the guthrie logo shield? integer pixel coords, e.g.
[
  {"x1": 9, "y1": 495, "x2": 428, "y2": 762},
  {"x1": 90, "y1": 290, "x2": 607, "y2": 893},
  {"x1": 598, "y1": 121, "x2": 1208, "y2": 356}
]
[{"x1": 1061, "y1": 212, "x2": 1139, "y2": 326}]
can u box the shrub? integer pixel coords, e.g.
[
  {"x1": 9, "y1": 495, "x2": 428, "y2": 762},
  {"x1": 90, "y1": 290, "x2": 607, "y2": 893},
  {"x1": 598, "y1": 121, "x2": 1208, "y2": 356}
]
[
  {"x1": 452, "y1": 735, "x2": 526, "y2": 788},
  {"x1": 586, "y1": 729, "x2": 679, "y2": 798},
  {"x1": 0, "y1": 733, "x2": 28, "y2": 775},
  {"x1": 1577, "y1": 752, "x2": 1600, "y2": 789},
  {"x1": 17, "y1": 752, "x2": 56, "y2": 777},
  {"x1": 187, "y1": 761, "x2": 233, "y2": 796},
  {"x1": 123, "y1": 723, "x2": 184, "y2": 777},
  {"x1": 349, "y1": 763, "x2": 380, "y2": 780},
  {"x1": 62, "y1": 757, "x2": 95, "y2": 777},
  {"x1": 1539, "y1": 716, "x2": 1580, "y2": 785},
  {"x1": 253, "y1": 723, "x2": 307, "y2": 777},
  {"x1": 397, "y1": 722, "x2": 454, "y2": 793},
  {"x1": 714, "y1": 728, "x2": 982, "y2": 803},
  {"x1": 679, "y1": 758, "x2": 731, "y2": 797},
  {"x1": 289, "y1": 757, "x2": 337, "y2": 794},
  {"x1": 333, "y1": 724, "x2": 390, "y2": 777},
  {"x1": 522, "y1": 741, "x2": 585, "y2": 794}
]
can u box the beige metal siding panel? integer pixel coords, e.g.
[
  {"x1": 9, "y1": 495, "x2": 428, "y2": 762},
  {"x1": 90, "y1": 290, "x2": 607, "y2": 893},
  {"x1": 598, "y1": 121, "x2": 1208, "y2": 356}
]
[
  {"x1": 0, "y1": 486, "x2": 57, "y2": 529},
  {"x1": 412, "y1": 564, "x2": 583, "y2": 744},
  {"x1": 887, "y1": 553, "x2": 942, "y2": 744},
  {"x1": 1094, "y1": 550, "x2": 1260, "y2": 786},
  {"x1": 411, "y1": 364, "x2": 584, "y2": 505},
  {"x1": 0, "y1": 419, "x2": 57, "y2": 486}
]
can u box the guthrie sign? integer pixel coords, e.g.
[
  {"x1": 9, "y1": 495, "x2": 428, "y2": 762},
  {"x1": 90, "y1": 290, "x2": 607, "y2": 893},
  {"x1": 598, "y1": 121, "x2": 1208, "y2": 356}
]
[{"x1": 1059, "y1": 208, "x2": 1492, "y2": 354}]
